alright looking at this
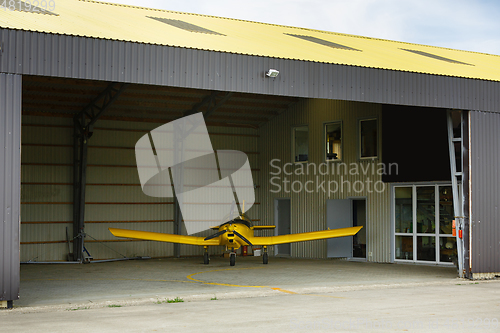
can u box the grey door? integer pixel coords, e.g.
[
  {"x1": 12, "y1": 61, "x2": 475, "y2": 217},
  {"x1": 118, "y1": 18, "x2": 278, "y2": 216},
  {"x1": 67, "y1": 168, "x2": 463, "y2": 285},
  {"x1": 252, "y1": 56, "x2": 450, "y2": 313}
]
[
  {"x1": 275, "y1": 198, "x2": 291, "y2": 256},
  {"x1": 327, "y1": 199, "x2": 353, "y2": 258}
]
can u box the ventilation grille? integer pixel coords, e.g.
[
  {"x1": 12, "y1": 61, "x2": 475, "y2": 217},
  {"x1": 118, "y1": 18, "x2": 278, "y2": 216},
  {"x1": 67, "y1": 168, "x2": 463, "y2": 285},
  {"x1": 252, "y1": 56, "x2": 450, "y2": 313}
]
[
  {"x1": 400, "y1": 48, "x2": 473, "y2": 66},
  {"x1": 4, "y1": 0, "x2": 58, "y2": 15},
  {"x1": 147, "y1": 17, "x2": 225, "y2": 36},
  {"x1": 285, "y1": 33, "x2": 360, "y2": 51}
]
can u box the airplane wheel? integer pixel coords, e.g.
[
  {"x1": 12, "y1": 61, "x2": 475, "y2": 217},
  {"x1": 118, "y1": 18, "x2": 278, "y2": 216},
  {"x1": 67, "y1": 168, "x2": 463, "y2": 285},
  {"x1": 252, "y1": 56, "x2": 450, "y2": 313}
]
[
  {"x1": 263, "y1": 252, "x2": 268, "y2": 264},
  {"x1": 203, "y1": 252, "x2": 209, "y2": 265},
  {"x1": 230, "y1": 253, "x2": 236, "y2": 266}
]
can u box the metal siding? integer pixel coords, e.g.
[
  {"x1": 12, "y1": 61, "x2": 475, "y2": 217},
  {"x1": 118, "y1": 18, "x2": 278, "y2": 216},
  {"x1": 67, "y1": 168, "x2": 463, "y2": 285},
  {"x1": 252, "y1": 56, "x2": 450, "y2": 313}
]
[
  {"x1": 470, "y1": 111, "x2": 500, "y2": 274},
  {"x1": 20, "y1": 116, "x2": 73, "y2": 261},
  {"x1": 259, "y1": 98, "x2": 391, "y2": 261},
  {"x1": 0, "y1": 73, "x2": 21, "y2": 301},
  {"x1": 1, "y1": 29, "x2": 500, "y2": 112}
]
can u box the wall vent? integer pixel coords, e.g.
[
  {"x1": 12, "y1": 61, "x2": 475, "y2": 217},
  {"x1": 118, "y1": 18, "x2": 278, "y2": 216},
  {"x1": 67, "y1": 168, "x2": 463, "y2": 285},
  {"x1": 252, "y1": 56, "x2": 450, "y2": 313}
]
[
  {"x1": 400, "y1": 48, "x2": 473, "y2": 66},
  {"x1": 285, "y1": 33, "x2": 360, "y2": 51},
  {"x1": 147, "y1": 17, "x2": 225, "y2": 36}
]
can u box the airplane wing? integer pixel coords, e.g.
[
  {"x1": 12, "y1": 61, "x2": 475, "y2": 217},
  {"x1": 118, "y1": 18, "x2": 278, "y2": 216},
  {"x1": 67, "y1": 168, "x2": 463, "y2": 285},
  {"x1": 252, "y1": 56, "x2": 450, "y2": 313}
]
[
  {"x1": 108, "y1": 228, "x2": 220, "y2": 246},
  {"x1": 252, "y1": 226, "x2": 276, "y2": 230},
  {"x1": 247, "y1": 226, "x2": 362, "y2": 245}
]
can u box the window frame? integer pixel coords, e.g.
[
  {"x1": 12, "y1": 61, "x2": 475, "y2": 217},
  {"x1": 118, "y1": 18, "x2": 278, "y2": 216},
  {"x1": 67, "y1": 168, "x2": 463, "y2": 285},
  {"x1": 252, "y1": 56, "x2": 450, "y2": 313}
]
[
  {"x1": 358, "y1": 117, "x2": 379, "y2": 160},
  {"x1": 392, "y1": 183, "x2": 456, "y2": 265},
  {"x1": 291, "y1": 124, "x2": 309, "y2": 164},
  {"x1": 323, "y1": 120, "x2": 343, "y2": 162}
]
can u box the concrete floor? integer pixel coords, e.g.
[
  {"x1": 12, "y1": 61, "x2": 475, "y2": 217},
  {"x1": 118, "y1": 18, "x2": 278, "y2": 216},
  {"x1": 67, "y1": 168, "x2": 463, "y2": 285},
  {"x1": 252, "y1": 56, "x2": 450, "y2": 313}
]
[
  {"x1": 2, "y1": 257, "x2": 500, "y2": 332},
  {"x1": 16, "y1": 257, "x2": 458, "y2": 308}
]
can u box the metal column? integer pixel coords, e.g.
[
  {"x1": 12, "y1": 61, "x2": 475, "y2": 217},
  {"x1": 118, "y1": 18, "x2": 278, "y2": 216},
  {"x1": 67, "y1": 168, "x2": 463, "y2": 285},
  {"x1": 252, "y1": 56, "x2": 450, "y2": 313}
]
[
  {"x1": 71, "y1": 82, "x2": 128, "y2": 261},
  {"x1": 72, "y1": 114, "x2": 90, "y2": 262},
  {"x1": 0, "y1": 73, "x2": 22, "y2": 306},
  {"x1": 447, "y1": 110, "x2": 465, "y2": 278},
  {"x1": 173, "y1": 199, "x2": 182, "y2": 258}
]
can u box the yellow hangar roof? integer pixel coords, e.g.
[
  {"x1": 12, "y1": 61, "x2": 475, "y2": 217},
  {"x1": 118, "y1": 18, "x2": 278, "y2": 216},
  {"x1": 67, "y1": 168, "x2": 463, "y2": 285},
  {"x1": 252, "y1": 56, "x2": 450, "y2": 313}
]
[{"x1": 2, "y1": 0, "x2": 500, "y2": 82}]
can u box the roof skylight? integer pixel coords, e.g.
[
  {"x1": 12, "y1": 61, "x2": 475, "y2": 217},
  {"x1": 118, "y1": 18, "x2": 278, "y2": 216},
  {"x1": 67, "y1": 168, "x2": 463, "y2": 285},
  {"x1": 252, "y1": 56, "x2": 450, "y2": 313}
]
[
  {"x1": 400, "y1": 48, "x2": 473, "y2": 66},
  {"x1": 147, "y1": 17, "x2": 225, "y2": 36},
  {"x1": 285, "y1": 33, "x2": 360, "y2": 51}
]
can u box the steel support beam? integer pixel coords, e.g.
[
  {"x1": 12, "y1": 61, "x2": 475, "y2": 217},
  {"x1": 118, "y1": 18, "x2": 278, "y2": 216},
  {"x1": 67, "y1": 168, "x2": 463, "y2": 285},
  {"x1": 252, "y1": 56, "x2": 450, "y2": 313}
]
[
  {"x1": 72, "y1": 82, "x2": 128, "y2": 261},
  {"x1": 183, "y1": 91, "x2": 233, "y2": 119},
  {"x1": 171, "y1": 91, "x2": 233, "y2": 256},
  {"x1": 173, "y1": 198, "x2": 182, "y2": 258},
  {"x1": 183, "y1": 91, "x2": 218, "y2": 118}
]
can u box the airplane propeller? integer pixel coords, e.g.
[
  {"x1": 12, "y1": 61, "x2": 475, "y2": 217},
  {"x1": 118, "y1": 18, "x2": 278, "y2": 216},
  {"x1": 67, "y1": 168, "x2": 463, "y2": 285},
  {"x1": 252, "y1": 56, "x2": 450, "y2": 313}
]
[
  {"x1": 204, "y1": 229, "x2": 227, "y2": 241},
  {"x1": 232, "y1": 230, "x2": 253, "y2": 246},
  {"x1": 203, "y1": 227, "x2": 253, "y2": 246}
]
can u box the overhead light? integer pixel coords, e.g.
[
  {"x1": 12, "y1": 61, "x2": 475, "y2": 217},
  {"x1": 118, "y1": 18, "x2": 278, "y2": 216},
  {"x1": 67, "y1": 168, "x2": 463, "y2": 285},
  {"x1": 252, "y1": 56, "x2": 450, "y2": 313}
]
[{"x1": 266, "y1": 69, "x2": 279, "y2": 78}]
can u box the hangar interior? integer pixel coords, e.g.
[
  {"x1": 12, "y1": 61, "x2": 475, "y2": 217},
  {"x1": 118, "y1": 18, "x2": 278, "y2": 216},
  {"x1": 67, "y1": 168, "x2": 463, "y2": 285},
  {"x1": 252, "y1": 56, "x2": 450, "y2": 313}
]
[{"x1": 19, "y1": 73, "x2": 463, "y2": 267}]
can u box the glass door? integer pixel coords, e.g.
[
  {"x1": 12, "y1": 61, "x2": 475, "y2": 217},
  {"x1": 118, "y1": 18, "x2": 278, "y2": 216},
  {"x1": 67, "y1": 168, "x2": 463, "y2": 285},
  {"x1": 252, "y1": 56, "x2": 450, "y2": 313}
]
[{"x1": 394, "y1": 184, "x2": 457, "y2": 264}]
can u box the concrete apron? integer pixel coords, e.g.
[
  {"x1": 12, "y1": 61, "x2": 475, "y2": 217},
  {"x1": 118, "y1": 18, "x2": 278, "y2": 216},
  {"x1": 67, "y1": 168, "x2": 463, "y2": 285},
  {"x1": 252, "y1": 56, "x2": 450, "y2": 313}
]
[{"x1": 15, "y1": 257, "x2": 460, "y2": 311}]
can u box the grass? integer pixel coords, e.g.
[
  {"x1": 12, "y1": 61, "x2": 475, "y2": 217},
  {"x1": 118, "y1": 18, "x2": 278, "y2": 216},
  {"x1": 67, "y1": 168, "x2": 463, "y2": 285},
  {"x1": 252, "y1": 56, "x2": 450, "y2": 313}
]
[
  {"x1": 211, "y1": 296, "x2": 217, "y2": 301},
  {"x1": 107, "y1": 304, "x2": 122, "y2": 308},
  {"x1": 166, "y1": 297, "x2": 184, "y2": 303},
  {"x1": 156, "y1": 297, "x2": 184, "y2": 304}
]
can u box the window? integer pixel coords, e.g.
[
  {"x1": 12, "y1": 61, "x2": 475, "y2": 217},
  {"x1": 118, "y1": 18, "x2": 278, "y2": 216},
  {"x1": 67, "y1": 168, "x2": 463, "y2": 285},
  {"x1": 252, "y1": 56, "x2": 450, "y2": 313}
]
[
  {"x1": 325, "y1": 122, "x2": 342, "y2": 161},
  {"x1": 359, "y1": 118, "x2": 378, "y2": 159},
  {"x1": 292, "y1": 126, "x2": 309, "y2": 163},
  {"x1": 393, "y1": 184, "x2": 457, "y2": 264}
]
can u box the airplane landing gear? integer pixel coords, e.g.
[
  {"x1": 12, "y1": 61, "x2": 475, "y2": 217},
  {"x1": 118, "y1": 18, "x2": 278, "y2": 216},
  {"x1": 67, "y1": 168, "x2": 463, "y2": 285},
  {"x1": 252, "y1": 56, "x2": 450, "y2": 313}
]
[
  {"x1": 203, "y1": 246, "x2": 209, "y2": 265},
  {"x1": 229, "y1": 249, "x2": 236, "y2": 266},
  {"x1": 263, "y1": 246, "x2": 268, "y2": 264}
]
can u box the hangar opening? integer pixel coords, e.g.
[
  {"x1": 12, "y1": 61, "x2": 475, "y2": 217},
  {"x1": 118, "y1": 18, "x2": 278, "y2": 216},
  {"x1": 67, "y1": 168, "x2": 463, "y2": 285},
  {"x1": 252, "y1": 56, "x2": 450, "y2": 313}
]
[
  {"x1": 19, "y1": 75, "x2": 464, "y2": 268},
  {"x1": 18, "y1": 83, "x2": 469, "y2": 267}
]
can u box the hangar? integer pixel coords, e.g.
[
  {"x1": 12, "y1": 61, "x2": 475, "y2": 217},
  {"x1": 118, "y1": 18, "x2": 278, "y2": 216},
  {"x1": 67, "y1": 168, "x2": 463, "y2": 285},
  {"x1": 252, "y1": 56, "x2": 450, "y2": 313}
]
[{"x1": 1, "y1": 0, "x2": 500, "y2": 307}]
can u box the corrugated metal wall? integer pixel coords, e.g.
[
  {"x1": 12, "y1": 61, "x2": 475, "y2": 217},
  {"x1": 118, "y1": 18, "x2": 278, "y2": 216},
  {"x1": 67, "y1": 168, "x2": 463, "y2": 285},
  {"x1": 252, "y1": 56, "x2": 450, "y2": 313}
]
[
  {"x1": 469, "y1": 111, "x2": 500, "y2": 274},
  {"x1": 259, "y1": 98, "x2": 391, "y2": 262},
  {"x1": 20, "y1": 115, "x2": 259, "y2": 261},
  {"x1": 1, "y1": 29, "x2": 500, "y2": 113},
  {"x1": 0, "y1": 73, "x2": 21, "y2": 301}
]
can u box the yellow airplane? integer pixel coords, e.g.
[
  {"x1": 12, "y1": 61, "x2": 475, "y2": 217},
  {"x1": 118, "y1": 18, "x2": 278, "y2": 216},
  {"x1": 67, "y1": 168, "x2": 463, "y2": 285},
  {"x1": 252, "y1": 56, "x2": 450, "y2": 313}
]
[{"x1": 109, "y1": 215, "x2": 362, "y2": 266}]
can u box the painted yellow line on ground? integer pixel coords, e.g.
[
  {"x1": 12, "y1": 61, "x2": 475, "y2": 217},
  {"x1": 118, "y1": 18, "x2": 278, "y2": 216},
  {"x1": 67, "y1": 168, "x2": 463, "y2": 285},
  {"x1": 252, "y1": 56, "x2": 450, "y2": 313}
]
[
  {"x1": 26, "y1": 269, "x2": 346, "y2": 299},
  {"x1": 271, "y1": 287, "x2": 297, "y2": 294},
  {"x1": 186, "y1": 268, "x2": 345, "y2": 298}
]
